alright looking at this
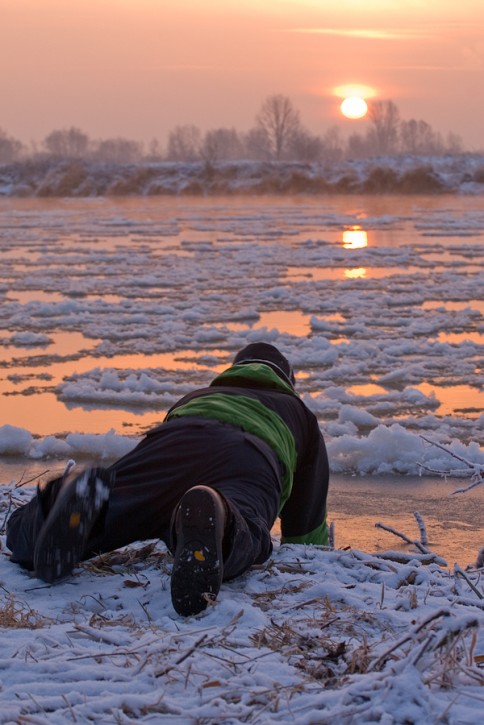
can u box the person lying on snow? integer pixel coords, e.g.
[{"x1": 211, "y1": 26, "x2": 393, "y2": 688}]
[{"x1": 7, "y1": 342, "x2": 329, "y2": 617}]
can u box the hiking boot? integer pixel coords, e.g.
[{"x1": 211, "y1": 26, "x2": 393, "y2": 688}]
[
  {"x1": 170, "y1": 485, "x2": 226, "y2": 616},
  {"x1": 33, "y1": 468, "x2": 112, "y2": 583}
]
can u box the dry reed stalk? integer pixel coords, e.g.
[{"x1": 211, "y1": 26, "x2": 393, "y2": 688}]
[
  {"x1": 81, "y1": 541, "x2": 170, "y2": 577},
  {"x1": 375, "y1": 521, "x2": 430, "y2": 554},
  {"x1": 0, "y1": 593, "x2": 52, "y2": 629},
  {"x1": 419, "y1": 434, "x2": 484, "y2": 494}
]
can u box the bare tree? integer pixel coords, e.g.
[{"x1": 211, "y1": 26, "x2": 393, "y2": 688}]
[
  {"x1": 200, "y1": 128, "x2": 244, "y2": 164},
  {"x1": 147, "y1": 138, "x2": 163, "y2": 160},
  {"x1": 346, "y1": 130, "x2": 374, "y2": 159},
  {"x1": 44, "y1": 127, "x2": 89, "y2": 158},
  {"x1": 244, "y1": 126, "x2": 271, "y2": 160},
  {"x1": 93, "y1": 138, "x2": 143, "y2": 163},
  {"x1": 400, "y1": 119, "x2": 444, "y2": 155},
  {"x1": 320, "y1": 126, "x2": 344, "y2": 163},
  {"x1": 166, "y1": 125, "x2": 201, "y2": 161},
  {"x1": 367, "y1": 100, "x2": 400, "y2": 155},
  {"x1": 0, "y1": 128, "x2": 23, "y2": 163},
  {"x1": 289, "y1": 127, "x2": 324, "y2": 162},
  {"x1": 255, "y1": 94, "x2": 301, "y2": 160},
  {"x1": 445, "y1": 132, "x2": 463, "y2": 154},
  {"x1": 348, "y1": 115, "x2": 464, "y2": 159}
]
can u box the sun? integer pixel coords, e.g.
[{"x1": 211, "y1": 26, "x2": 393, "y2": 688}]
[
  {"x1": 340, "y1": 95, "x2": 368, "y2": 120},
  {"x1": 333, "y1": 84, "x2": 375, "y2": 120}
]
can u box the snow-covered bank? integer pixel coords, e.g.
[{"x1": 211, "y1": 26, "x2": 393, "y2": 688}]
[
  {"x1": 1, "y1": 155, "x2": 484, "y2": 197},
  {"x1": 0, "y1": 483, "x2": 482, "y2": 724}
]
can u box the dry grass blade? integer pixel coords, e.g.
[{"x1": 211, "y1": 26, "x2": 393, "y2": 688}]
[
  {"x1": 82, "y1": 542, "x2": 170, "y2": 576},
  {"x1": 413, "y1": 510, "x2": 428, "y2": 545},
  {"x1": 369, "y1": 608, "x2": 451, "y2": 672},
  {"x1": 454, "y1": 563, "x2": 483, "y2": 600},
  {"x1": 419, "y1": 434, "x2": 484, "y2": 494},
  {"x1": 375, "y1": 521, "x2": 430, "y2": 554},
  {"x1": 0, "y1": 593, "x2": 52, "y2": 629},
  {"x1": 373, "y1": 551, "x2": 447, "y2": 566},
  {"x1": 251, "y1": 581, "x2": 311, "y2": 612},
  {"x1": 154, "y1": 633, "x2": 210, "y2": 678}
]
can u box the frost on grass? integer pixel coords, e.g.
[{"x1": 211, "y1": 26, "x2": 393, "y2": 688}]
[
  {"x1": 0, "y1": 481, "x2": 482, "y2": 723},
  {"x1": 418, "y1": 434, "x2": 484, "y2": 494},
  {"x1": 2, "y1": 155, "x2": 484, "y2": 196}
]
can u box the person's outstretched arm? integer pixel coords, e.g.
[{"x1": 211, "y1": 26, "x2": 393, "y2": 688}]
[{"x1": 279, "y1": 414, "x2": 329, "y2": 546}]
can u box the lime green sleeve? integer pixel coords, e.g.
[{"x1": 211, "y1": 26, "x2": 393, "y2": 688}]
[{"x1": 281, "y1": 518, "x2": 328, "y2": 546}]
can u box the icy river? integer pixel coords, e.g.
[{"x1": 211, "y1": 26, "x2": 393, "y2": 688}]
[{"x1": 0, "y1": 194, "x2": 482, "y2": 564}]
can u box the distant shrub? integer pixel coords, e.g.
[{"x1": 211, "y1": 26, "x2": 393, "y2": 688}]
[
  {"x1": 5, "y1": 158, "x2": 51, "y2": 185},
  {"x1": 332, "y1": 173, "x2": 360, "y2": 193},
  {"x1": 1, "y1": 156, "x2": 482, "y2": 197},
  {"x1": 361, "y1": 166, "x2": 399, "y2": 192},
  {"x1": 206, "y1": 179, "x2": 237, "y2": 195},
  {"x1": 145, "y1": 181, "x2": 177, "y2": 195},
  {"x1": 397, "y1": 166, "x2": 446, "y2": 193},
  {"x1": 76, "y1": 171, "x2": 109, "y2": 196},
  {"x1": 472, "y1": 166, "x2": 484, "y2": 183},
  {"x1": 250, "y1": 174, "x2": 285, "y2": 193},
  {"x1": 11, "y1": 183, "x2": 34, "y2": 197},
  {"x1": 107, "y1": 166, "x2": 160, "y2": 195},
  {"x1": 180, "y1": 180, "x2": 205, "y2": 195},
  {"x1": 280, "y1": 171, "x2": 321, "y2": 193},
  {"x1": 36, "y1": 161, "x2": 87, "y2": 197}
]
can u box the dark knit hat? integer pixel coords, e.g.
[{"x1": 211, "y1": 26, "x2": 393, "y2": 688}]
[{"x1": 232, "y1": 342, "x2": 295, "y2": 387}]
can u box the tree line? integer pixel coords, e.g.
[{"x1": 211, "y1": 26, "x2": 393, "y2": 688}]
[{"x1": 0, "y1": 95, "x2": 464, "y2": 165}]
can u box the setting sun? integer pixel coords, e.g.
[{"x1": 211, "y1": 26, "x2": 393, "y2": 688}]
[{"x1": 340, "y1": 95, "x2": 368, "y2": 119}]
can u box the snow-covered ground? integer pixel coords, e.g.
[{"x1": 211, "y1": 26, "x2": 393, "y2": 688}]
[
  {"x1": 0, "y1": 193, "x2": 483, "y2": 722},
  {"x1": 1, "y1": 155, "x2": 484, "y2": 197},
  {"x1": 0, "y1": 482, "x2": 483, "y2": 723}
]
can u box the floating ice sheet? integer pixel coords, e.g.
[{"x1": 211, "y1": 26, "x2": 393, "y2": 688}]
[{"x1": 0, "y1": 196, "x2": 482, "y2": 469}]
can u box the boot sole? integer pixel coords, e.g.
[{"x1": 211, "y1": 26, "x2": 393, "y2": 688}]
[
  {"x1": 34, "y1": 468, "x2": 111, "y2": 583},
  {"x1": 171, "y1": 487, "x2": 224, "y2": 616}
]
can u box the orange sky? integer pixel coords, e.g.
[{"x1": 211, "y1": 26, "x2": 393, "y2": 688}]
[{"x1": 1, "y1": 0, "x2": 483, "y2": 149}]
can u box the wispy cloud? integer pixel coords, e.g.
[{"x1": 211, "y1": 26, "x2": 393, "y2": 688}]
[
  {"x1": 390, "y1": 64, "x2": 483, "y2": 71},
  {"x1": 158, "y1": 64, "x2": 217, "y2": 71},
  {"x1": 288, "y1": 28, "x2": 426, "y2": 40}
]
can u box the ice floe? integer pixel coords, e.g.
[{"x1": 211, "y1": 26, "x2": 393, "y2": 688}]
[{"x1": 0, "y1": 195, "x2": 482, "y2": 470}]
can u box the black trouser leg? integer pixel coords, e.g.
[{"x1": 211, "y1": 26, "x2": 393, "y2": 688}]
[
  {"x1": 6, "y1": 476, "x2": 63, "y2": 570},
  {"x1": 6, "y1": 472, "x2": 110, "y2": 572},
  {"x1": 7, "y1": 421, "x2": 283, "y2": 580},
  {"x1": 220, "y1": 497, "x2": 275, "y2": 580},
  {"x1": 95, "y1": 421, "x2": 283, "y2": 574}
]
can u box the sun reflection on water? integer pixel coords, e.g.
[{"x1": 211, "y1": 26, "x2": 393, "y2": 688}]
[
  {"x1": 283, "y1": 266, "x2": 427, "y2": 282},
  {"x1": 344, "y1": 267, "x2": 367, "y2": 279},
  {"x1": 342, "y1": 226, "x2": 368, "y2": 249}
]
